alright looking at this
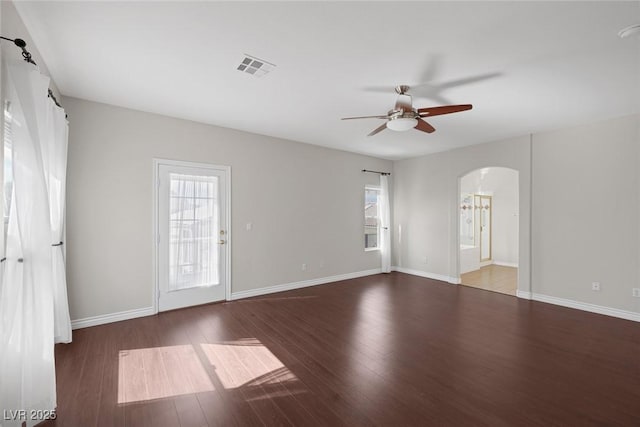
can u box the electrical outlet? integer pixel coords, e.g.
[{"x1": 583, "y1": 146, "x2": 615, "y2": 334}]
[
  {"x1": 591, "y1": 282, "x2": 601, "y2": 291},
  {"x1": 301, "y1": 263, "x2": 307, "y2": 271},
  {"x1": 632, "y1": 288, "x2": 640, "y2": 298}
]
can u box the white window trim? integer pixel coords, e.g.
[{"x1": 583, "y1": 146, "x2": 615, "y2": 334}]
[{"x1": 364, "y1": 185, "x2": 381, "y2": 252}]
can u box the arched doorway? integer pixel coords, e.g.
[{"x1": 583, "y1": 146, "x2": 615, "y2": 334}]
[{"x1": 458, "y1": 167, "x2": 519, "y2": 296}]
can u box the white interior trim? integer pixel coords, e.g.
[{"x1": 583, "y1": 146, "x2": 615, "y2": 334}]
[
  {"x1": 71, "y1": 269, "x2": 382, "y2": 329},
  {"x1": 71, "y1": 306, "x2": 155, "y2": 330},
  {"x1": 152, "y1": 158, "x2": 232, "y2": 314},
  {"x1": 230, "y1": 269, "x2": 382, "y2": 300},
  {"x1": 528, "y1": 134, "x2": 534, "y2": 297},
  {"x1": 391, "y1": 266, "x2": 458, "y2": 284},
  {"x1": 493, "y1": 261, "x2": 519, "y2": 268},
  {"x1": 152, "y1": 161, "x2": 159, "y2": 314},
  {"x1": 395, "y1": 268, "x2": 638, "y2": 322},
  {"x1": 454, "y1": 166, "x2": 528, "y2": 294},
  {"x1": 70, "y1": 271, "x2": 639, "y2": 329},
  {"x1": 529, "y1": 293, "x2": 640, "y2": 323}
]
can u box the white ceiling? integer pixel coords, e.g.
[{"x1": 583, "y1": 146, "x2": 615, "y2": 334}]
[{"x1": 15, "y1": 1, "x2": 640, "y2": 160}]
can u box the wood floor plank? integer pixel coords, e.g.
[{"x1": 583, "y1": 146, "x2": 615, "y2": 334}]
[
  {"x1": 261, "y1": 290, "x2": 502, "y2": 425},
  {"x1": 247, "y1": 291, "x2": 498, "y2": 426},
  {"x1": 210, "y1": 304, "x2": 348, "y2": 427},
  {"x1": 92, "y1": 322, "x2": 126, "y2": 427},
  {"x1": 171, "y1": 307, "x2": 264, "y2": 427},
  {"x1": 222, "y1": 303, "x2": 376, "y2": 426},
  {"x1": 202, "y1": 339, "x2": 293, "y2": 426},
  {"x1": 154, "y1": 309, "x2": 228, "y2": 427},
  {"x1": 121, "y1": 316, "x2": 181, "y2": 427},
  {"x1": 49, "y1": 272, "x2": 640, "y2": 426},
  {"x1": 65, "y1": 325, "x2": 110, "y2": 427}
]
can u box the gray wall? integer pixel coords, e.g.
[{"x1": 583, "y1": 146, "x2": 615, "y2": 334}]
[
  {"x1": 531, "y1": 115, "x2": 640, "y2": 312},
  {"x1": 3, "y1": 0, "x2": 638, "y2": 322},
  {"x1": 392, "y1": 135, "x2": 532, "y2": 289},
  {"x1": 64, "y1": 97, "x2": 391, "y2": 320},
  {"x1": 392, "y1": 114, "x2": 640, "y2": 314}
]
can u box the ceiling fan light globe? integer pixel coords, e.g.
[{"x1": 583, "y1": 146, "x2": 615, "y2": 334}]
[{"x1": 387, "y1": 117, "x2": 418, "y2": 131}]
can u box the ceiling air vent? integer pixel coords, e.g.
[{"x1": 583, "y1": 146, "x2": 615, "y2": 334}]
[{"x1": 237, "y1": 54, "x2": 276, "y2": 77}]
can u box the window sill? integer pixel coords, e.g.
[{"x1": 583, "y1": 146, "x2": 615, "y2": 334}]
[{"x1": 364, "y1": 247, "x2": 380, "y2": 252}]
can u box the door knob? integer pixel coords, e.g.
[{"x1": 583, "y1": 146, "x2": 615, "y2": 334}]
[{"x1": 219, "y1": 239, "x2": 226, "y2": 245}]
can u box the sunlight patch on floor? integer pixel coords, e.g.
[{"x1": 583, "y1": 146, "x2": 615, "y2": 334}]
[
  {"x1": 200, "y1": 338, "x2": 299, "y2": 390},
  {"x1": 117, "y1": 345, "x2": 214, "y2": 404}
]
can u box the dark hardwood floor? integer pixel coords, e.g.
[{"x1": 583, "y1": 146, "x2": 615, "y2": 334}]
[{"x1": 44, "y1": 272, "x2": 639, "y2": 426}]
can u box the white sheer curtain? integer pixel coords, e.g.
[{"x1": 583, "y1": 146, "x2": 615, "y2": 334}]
[
  {"x1": 0, "y1": 59, "x2": 70, "y2": 426},
  {"x1": 47, "y1": 87, "x2": 71, "y2": 344},
  {"x1": 379, "y1": 174, "x2": 391, "y2": 273},
  {"x1": 169, "y1": 173, "x2": 219, "y2": 290}
]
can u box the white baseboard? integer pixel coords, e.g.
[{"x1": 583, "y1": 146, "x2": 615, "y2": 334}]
[
  {"x1": 391, "y1": 266, "x2": 457, "y2": 284},
  {"x1": 70, "y1": 275, "x2": 639, "y2": 330},
  {"x1": 230, "y1": 268, "x2": 382, "y2": 300},
  {"x1": 493, "y1": 261, "x2": 519, "y2": 268},
  {"x1": 71, "y1": 306, "x2": 155, "y2": 330},
  {"x1": 393, "y1": 271, "x2": 638, "y2": 323},
  {"x1": 529, "y1": 293, "x2": 639, "y2": 323}
]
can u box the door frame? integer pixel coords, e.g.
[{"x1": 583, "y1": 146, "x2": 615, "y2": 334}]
[
  {"x1": 152, "y1": 158, "x2": 231, "y2": 314},
  {"x1": 476, "y1": 194, "x2": 493, "y2": 263}
]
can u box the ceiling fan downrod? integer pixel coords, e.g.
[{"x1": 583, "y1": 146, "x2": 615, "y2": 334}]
[{"x1": 395, "y1": 85, "x2": 411, "y2": 95}]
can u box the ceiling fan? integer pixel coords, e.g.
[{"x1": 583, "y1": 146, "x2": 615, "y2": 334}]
[{"x1": 341, "y1": 85, "x2": 472, "y2": 136}]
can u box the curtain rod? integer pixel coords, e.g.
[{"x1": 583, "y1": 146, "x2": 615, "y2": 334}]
[
  {"x1": 1, "y1": 36, "x2": 65, "y2": 113},
  {"x1": 362, "y1": 169, "x2": 391, "y2": 176},
  {"x1": 0, "y1": 36, "x2": 36, "y2": 65},
  {"x1": 48, "y1": 89, "x2": 62, "y2": 108}
]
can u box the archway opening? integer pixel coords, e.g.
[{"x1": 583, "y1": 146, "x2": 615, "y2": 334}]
[{"x1": 459, "y1": 167, "x2": 519, "y2": 296}]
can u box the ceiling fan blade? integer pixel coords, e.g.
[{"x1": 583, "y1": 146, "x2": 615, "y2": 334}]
[
  {"x1": 414, "y1": 118, "x2": 436, "y2": 134},
  {"x1": 418, "y1": 104, "x2": 472, "y2": 117},
  {"x1": 341, "y1": 115, "x2": 388, "y2": 120},
  {"x1": 362, "y1": 85, "x2": 397, "y2": 93},
  {"x1": 367, "y1": 122, "x2": 388, "y2": 136},
  {"x1": 438, "y1": 72, "x2": 501, "y2": 90},
  {"x1": 419, "y1": 53, "x2": 443, "y2": 84},
  {"x1": 413, "y1": 92, "x2": 451, "y2": 106}
]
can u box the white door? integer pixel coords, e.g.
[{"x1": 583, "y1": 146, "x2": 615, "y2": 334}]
[{"x1": 156, "y1": 160, "x2": 229, "y2": 311}]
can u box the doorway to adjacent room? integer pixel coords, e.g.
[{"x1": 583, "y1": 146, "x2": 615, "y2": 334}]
[{"x1": 458, "y1": 167, "x2": 518, "y2": 296}]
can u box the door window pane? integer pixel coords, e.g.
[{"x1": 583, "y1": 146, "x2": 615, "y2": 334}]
[{"x1": 169, "y1": 173, "x2": 219, "y2": 290}]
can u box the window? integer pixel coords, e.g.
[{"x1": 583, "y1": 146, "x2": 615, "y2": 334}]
[
  {"x1": 364, "y1": 186, "x2": 380, "y2": 250},
  {"x1": 168, "y1": 172, "x2": 220, "y2": 290},
  {"x1": 3, "y1": 101, "x2": 13, "y2": 245}
]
